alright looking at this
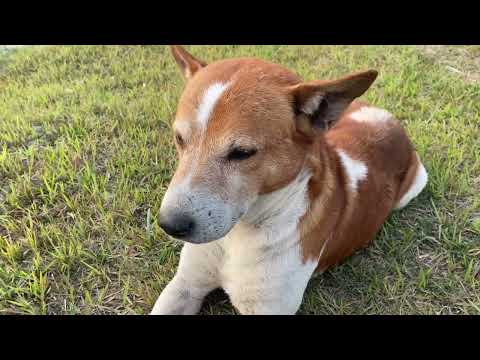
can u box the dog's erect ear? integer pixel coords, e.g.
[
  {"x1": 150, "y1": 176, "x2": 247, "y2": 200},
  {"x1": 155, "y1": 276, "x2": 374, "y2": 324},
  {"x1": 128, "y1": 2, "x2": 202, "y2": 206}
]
[
  {"x1": 170, "y1": 45, "x2": 207, "y2": 80},
  {"x1": 288, "y1": 70, "x2": 378, "y2": 137}
]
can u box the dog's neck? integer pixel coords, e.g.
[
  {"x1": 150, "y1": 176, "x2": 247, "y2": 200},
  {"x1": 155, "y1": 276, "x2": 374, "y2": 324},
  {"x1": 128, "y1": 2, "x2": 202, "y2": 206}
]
[
  {"x1": 217, "y1": 136, "x2": 342, "y2": 264},
  {"x1": 243, "y1": 167, "x2": 311, "y2": 226},
  {"x1": 221, "y1": 166, "x2": 315, "y2": 252}
]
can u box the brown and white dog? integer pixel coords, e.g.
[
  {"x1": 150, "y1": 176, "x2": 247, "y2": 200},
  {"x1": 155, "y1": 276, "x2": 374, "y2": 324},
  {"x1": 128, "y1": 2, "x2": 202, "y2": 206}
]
[{"x1": 151, "y1": 46, "x2": 428, "y2": 315}]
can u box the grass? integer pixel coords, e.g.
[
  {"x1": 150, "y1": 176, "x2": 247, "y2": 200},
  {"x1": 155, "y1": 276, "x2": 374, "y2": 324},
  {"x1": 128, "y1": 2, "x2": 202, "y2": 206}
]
[{"x1": 0, "y1": 45, "x2": 479, "y2": 315}]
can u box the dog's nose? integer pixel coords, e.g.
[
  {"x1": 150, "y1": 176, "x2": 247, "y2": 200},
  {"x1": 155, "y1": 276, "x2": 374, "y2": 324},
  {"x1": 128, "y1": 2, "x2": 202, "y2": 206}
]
[{"x1": 159, "y1": 213, "x2": 195, "y2": 239}]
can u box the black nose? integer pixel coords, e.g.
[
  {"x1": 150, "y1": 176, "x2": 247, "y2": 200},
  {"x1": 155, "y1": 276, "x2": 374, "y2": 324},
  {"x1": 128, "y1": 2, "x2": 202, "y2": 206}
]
[{"x1": 159, "y1": 213, "x2": 195, "y2": 239}]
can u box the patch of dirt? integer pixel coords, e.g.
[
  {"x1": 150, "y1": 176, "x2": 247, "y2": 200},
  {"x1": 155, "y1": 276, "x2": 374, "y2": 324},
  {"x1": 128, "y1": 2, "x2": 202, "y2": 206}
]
[{"x1": 417, "y1": 45, "x2": 480, "y2": 84}]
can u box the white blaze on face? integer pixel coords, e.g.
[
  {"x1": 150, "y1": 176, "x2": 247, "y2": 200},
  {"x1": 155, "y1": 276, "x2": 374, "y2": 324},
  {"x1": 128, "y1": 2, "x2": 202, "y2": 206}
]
[
  {"x1": 196, "y1": 81, "x2": 232, "y2": 130},
  {"x1": 336, "y1": 149, "x2": 368, "y2": 194},
  {"x1": 160, "y1": 80, "x2": 247, "y2": 243}
]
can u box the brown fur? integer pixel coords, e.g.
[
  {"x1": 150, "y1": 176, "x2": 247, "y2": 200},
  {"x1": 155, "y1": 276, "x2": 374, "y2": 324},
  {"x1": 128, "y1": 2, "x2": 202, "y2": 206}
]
[
  {"x1": 169, "y1": 46, "x2": 422, "y2": 273},
  {"x1": 300, "y1": 103, "x2": 418, "y2": 270}
]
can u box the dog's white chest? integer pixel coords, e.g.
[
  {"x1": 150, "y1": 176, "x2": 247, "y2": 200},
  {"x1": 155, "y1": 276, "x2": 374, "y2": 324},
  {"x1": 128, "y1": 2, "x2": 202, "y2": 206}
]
[{"x1": 214, "y1": 220, "x2": 318, "y2": 314}]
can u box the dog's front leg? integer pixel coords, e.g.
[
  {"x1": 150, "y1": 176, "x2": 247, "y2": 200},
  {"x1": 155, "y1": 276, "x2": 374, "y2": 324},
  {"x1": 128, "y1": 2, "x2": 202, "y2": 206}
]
[
  {"x1": 150, "y1": 243, "x2": 220, "y2": 315},
  {"x1": 150, "y1": 275, "x2": 206, "y2": 315},
  {"x1": 231, "y1": 295, "x2": 304, "y2": 315},
  {"x1": 227, "y1": 270, "x2": 314, "y2": 315}
]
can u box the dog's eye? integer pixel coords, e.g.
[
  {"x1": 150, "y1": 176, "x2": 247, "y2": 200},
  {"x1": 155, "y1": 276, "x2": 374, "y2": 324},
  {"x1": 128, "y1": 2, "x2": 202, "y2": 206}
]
[
  {"x1": 227, "y1": 147, "x2": 257, "y2": 161},
  {"x1": 175, "y1": 132, "x2": 184, "y2": 147}
]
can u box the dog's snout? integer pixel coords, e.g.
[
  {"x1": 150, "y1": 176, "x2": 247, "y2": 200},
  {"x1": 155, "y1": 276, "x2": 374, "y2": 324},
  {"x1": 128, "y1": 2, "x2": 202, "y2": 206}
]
[
  {"x1": 159, "y1": 212, "x2": 195, "y2": 239},
  {"x1": 159, "y1": 186, "x2": 241, "y2": 243}
]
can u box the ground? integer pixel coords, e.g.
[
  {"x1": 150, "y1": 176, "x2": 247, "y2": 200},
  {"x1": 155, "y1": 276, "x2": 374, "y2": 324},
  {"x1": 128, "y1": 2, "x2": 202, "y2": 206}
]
[{"x1": 0, "y1": 45, "x2": 479, "y2": 315}]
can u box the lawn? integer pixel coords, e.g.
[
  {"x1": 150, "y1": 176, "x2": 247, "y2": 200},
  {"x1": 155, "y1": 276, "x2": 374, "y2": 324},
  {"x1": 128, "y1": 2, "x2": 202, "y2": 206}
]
[{"x1": 0, "y1": 45, "x2": 479, "y2": 315}]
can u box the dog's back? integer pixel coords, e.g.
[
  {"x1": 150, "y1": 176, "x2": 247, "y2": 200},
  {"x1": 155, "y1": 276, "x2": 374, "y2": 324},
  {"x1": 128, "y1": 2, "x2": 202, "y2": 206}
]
[{"x1": 300, "y1": 100, "x2": 427, "y2": 272}]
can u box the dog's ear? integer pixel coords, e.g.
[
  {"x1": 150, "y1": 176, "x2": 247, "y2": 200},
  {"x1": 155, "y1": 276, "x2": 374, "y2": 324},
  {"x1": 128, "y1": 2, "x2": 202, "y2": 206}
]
[
  {"x1": 288, "y1": 70, "x2": 378, "y2": 137},
  {"x1": 170, "y1": 45, "x2": 207, "y2": 80}
]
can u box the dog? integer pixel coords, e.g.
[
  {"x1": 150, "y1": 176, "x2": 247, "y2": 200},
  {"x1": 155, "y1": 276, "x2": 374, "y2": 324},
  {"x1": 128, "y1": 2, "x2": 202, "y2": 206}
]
[{"x1": 150, "y1": 46, "x2": 428, "y2": 315}]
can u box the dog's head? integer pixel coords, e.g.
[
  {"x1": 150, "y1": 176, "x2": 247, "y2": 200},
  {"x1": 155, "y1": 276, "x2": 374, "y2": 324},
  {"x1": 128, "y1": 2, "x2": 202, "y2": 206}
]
[{"x1": 159, "y1": 46, "x2": 377, "y2": 243}]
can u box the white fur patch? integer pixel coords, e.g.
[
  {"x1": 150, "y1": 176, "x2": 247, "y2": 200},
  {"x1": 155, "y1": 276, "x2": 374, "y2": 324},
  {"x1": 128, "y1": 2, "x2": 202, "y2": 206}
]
[
  {"x1": 241, "y1": 168, "x2": 312, "y2": 227},
  {"x1": 350, "y1": 106, "x2": 393, "y2": 124},
  {"x1": 196, "y1": 81, "x2": 231, "y2": 129},
  {"x1": 394, "y1": 155, "x2": 428, "y2": 210},
  {"x1": 220, "y1": 168, "x2": 318, "y2": 314},
  {"x1": 301, "y1": 93, "x2": 323, "y2": 115},
  {"x1": 336, "y1": 150, "x2": 368, "y2": 193}
]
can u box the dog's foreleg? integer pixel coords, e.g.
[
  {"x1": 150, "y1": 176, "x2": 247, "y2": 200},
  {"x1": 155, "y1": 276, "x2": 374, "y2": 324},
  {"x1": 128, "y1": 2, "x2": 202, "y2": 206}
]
[
  {"x1": 150, "y1": 243, "x2": 220, "y2": 315},
  {"x1": 150, "y1": 275, "x2": 206, "y2": 315}
]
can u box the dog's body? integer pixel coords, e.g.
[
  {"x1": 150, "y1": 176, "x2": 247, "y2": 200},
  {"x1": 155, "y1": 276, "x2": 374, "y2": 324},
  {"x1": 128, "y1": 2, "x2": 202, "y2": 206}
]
[{"x1": 151, "y1": 47, "x2": 427, "y2": 315}]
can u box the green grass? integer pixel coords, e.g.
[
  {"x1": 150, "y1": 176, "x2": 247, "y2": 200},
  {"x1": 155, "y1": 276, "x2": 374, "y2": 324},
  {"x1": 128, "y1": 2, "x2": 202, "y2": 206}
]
[{"x1": 0, "y1": 45, "x2": 479, "y2": 315}]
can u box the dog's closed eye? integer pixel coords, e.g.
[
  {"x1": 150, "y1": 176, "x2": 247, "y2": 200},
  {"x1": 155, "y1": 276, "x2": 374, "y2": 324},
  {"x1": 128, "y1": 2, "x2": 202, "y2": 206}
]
[
  {"x1": 227, "y1": 147, "x2": 257, "y2": 161},
  {"x1": 175, "y1": 132, "x2": 185, "y2": 147}
]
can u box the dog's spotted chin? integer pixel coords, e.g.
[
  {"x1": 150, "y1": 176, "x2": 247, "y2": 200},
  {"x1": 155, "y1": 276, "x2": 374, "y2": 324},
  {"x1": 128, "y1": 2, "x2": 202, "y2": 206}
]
[{"x1": 159, "y1": 191, "x2": 250, "y2": 244}]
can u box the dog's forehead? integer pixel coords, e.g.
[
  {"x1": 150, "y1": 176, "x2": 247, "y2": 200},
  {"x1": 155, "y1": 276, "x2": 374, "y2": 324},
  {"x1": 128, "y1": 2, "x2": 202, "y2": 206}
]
[{"x1": 174, "y1": 58, "x2": 301, "y2": 133}]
